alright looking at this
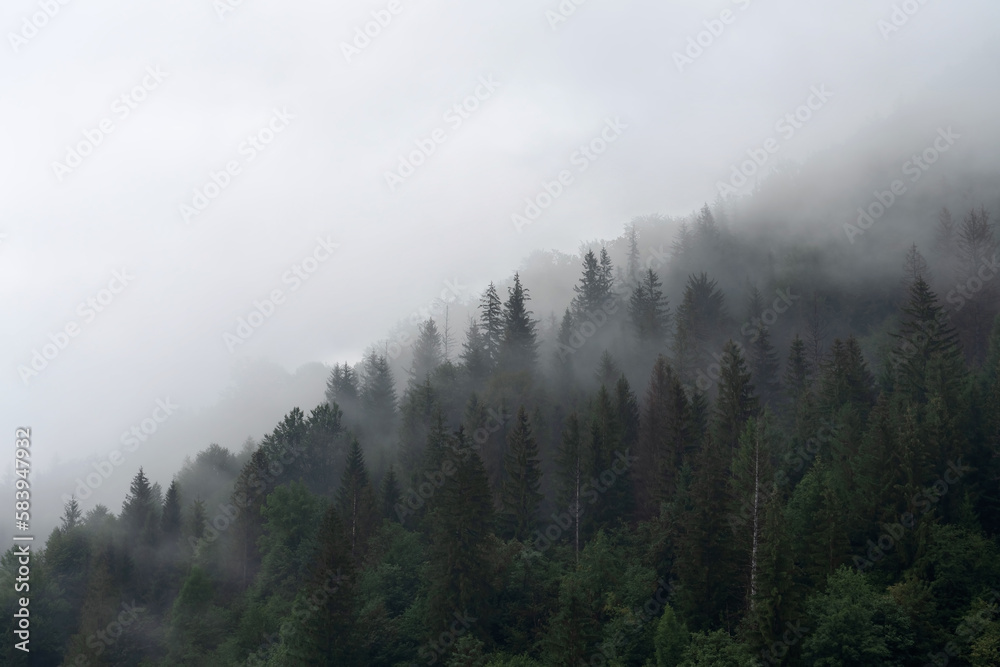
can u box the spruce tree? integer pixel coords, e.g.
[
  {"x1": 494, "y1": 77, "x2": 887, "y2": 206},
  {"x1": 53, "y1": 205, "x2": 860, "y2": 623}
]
[
  {"x1": 635, "y1": 356, "x2": 689, "y2": 520},
  {"x1": 460, "y1": 318, "x2": 490, "y2": 383},
  {"x1": 556, "y1": 412, "x2": 585, "y2": 561},
  {"x1": 500, "y1": 406, "x2": 544, "y2": 541},
  {"x1": 284, "y1": 507, "x2": 361, "y2": 665},
  {"x1": 714, "y1": 341, "x2": 759, "y2": 453},
  {"x1": 426, "y1": 428, "x2": 495, "y2": 632},
  {"x1": 325, "y1": 362, "x2": 360, "y2": 415},
  {"x1": 480, "y1": 282, "x2": 505, "y2": 370},
  {"x1": 410, "y1": 318, "x2": 444, "y2": 388},
  {"x1": 161, "y1": 480, "x2": 182, "y2": 547},
  {"x1": 674, "y1": 273, "x2": 729, "y2": 386},
  {"x1": 380, "y1": 466, "x2": 402, "y2": 522},
  {"x1": 336, "y1": 437, "x2": 377, "y2": 559},
  {"x1": 499, "y1": 273, "x2": 538, "y2": 374},
  {"x1": 629, "y1": 268, "x2": 671, "y2": 351}
]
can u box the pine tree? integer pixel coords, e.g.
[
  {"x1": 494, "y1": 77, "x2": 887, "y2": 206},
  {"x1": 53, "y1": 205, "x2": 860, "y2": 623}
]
[
  {"x1": 954, "y1": 206, "x2": 999, "y2": 363},
  {"x1": 635, "y1": 356, "x2": 690, "y2": 520},
  {"x1": 556, "y1": 412, "x2": 585, "y2": 561},
  {"x1": 714, "y1": 341, "x2": 759, "y2": 453},
  {"x1": 784, "y1": 335, "x2": 812, "y2": 398},
  {"x1": 625, "y1": 222, "x2": 641, "y2": 287},
  {"x1": 427, "y1": 428, "x2": 495, "y2": 632},
  {"x1": 121, "y1": 468, "x2": 158, "y2": 545},
  {"x1": 695, "y1": 203, "x2": 721, "y2": 250},
  {"x1": 572, "y1": 250, "x2": 611, "y2": 317},
  {"x1": 380, "y1": 466, "x2": 402, "y2": 522},
  {"x1": 554, "y1": 308, "x2": 577, "y2": 391},
  {"x1": 500, "y1": 273, "x2": 538, "y2": 374},
  {"x1": 360, "y1": 350, "x2": 398, "y2": 441},
  {"x1": 325, "y1": 363, "x2": 360, "y2": 414},
  {"x1": 480, "y1": 282, "x2": 505, "y2": 370},
  {"x1": 901, "y1": 243, "x2": 931, "y2": 292},
  {"x1": 890, "y1": 276, "x2": 964, "y2": 403},
  {"x1": 598, "y1": 247, "x2": 614, "y2": 295},
  {"x1": 284, "y1": 507, "x2": 361, "y2": 665},
  {"x1": 161, "y1": 480, "x2": 182, "y2": 548},
  {"x1": 410, "y1": 318, "x2": 444, "y2": 388},
  {"x1": 461, "y1": 318, "x2": 490, "y2": 383},
  {"x1": 500, "y1": 406, "x2": 544, "y2": 541},
  {"x1": 595, "y1": 350, "x2": 620, "y2": 389},
  {"x1": 61, "y1": 496, "x2": 82, "y2": 531},
  {"x1": 336, "y1": 437, "x2": 378, "y2": 558},
  {"x1": 629, "y1": 268, "x2": 671, "y2": 351},
  {"x1": 747, "y1": 319, "x2": 781, "y2": 408},
  {"x1": 674, "y1": 273, "x2": 729, "y2": 386}
]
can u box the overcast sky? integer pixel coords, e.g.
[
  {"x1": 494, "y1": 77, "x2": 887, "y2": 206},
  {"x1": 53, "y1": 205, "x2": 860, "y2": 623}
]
[{"x1": 3, "y1": 0, "x2": 999, "y2": 502}]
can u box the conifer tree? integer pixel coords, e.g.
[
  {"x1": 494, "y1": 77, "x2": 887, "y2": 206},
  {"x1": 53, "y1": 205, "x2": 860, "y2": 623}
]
[
  {"x1": 161, "y1": 480, "x2": 182, "y2": 548},
  {"x1": 336, "y1": 437, "x2": 378, "y2": 559},
  {"x1": 572, "y1": 250, "x2": 611, "y2": 317},
  {"x1": 625, "y1": 222, "x2": 641, "y2": 287},
  {"x1": 635, "y1": 356, "x2": 690, "y2": 520},
  {"x1": 427, "y1": 428, "x2": 495, "y2": 632},
  {"x1": 714, "y1": 341, "x2": 759, "y2": 453},
  {"x1": 629, "y1": 268, "x2": 671, "y2": 351},
  {"x1": 325, "y1": 362, "x2": 360, "y2": 415},
  {"x1": 410, "y1": 318, "x2": 444, "y2": 388},
  {"x1": 380, "y1": 466, "x2": 402, "y2": 522},
  {"x1": 360, "y1": 350, "x2": 397, "y2": 441},
  {"x1": 500, "y1": 273, "x2": 538, "y2": 374},
  {"x1": 500, "y1": 406, "x2": 544, "y2": 541},
  {"x1": 460, "y1": 318, "x2": 490, "y2": 383},
  {"x1": 121, "y1": 468, "x2": 158, "y2": 545},
  {"x1": 283, "y1": 507, "x2": 361, "y2": 665},
  {"x1": 556, "y1": 412, "x2": 585, "y2": 561},
  {"x1": 674, "y1": 273, "x2": 729, "y2": 386},
  {"x1": 480, "y1": 282, "x2": 505, "y2": 370}
]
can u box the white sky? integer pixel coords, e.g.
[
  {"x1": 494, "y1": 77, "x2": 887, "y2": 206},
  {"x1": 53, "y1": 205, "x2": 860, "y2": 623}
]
[{"x1": 2, "y1": 0, "x2": 999, "y2": 511}]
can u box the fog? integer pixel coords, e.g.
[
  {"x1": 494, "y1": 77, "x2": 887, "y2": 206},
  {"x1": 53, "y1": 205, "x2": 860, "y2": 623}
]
[{"x1": 3, "y1": 0, "x2": 1000, "y2": 540}]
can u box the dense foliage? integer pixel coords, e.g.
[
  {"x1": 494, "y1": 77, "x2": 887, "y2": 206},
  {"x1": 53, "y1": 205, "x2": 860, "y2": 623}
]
[{"x1": 4, "y1": 204, "x2": 1000, "y2": 666}]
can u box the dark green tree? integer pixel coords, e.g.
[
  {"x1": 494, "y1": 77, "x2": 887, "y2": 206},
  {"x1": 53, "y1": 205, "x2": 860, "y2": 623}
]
[{"x1": 500, "y1": 406, "x2": 544, "y2": 541}]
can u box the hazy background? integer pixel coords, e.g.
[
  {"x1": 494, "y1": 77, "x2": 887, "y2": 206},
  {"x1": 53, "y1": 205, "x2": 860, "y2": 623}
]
[{"x1": 3, "y1": 0, "x2": 1000, "y2": 537}]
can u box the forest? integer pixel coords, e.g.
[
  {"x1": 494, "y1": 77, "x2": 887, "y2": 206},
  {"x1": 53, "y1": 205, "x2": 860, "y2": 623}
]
[{"x1": 4, "y1": 199, "x2": 1000, "y2": 666}]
